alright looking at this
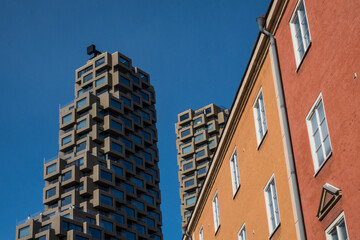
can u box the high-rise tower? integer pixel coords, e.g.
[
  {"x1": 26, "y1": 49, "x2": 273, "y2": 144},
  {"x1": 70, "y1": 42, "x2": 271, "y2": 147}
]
[
  {"x1": 16, "y1": 47, "x2": 162, "y2": 240},
  {"x1": 175, "y1": 104, "x2": 228, "y2": 229}
]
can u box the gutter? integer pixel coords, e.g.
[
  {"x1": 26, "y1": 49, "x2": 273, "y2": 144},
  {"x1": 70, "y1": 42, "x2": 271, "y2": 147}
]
[{"x1": 256, "y1": 16, "x2": 306, "y2": 240}]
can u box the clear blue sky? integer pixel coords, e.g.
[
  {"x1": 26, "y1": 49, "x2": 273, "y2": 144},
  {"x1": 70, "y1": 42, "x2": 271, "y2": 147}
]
[{"x1": 0, "y1": 1, "x2": 269, "y2": 239}]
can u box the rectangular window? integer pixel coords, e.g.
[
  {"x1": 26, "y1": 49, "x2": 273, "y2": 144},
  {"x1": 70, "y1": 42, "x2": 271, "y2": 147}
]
[
  {"x1": 46, "y1": 187, "x2": 56, "y2": 199},
  {"x1": 180, "y1": 113, "x2": 189, "y2": 122},
  {"x1": 111, "y1": 165, "x2": 123, "y2": 176},
  {"x1": 130, "y1": 75, "x2": 139, "y2": 84},
  {"x1": 230, "y1": 148, "x2": 240, "y2": 195},
  {"x1": 122, "y1": 117, "x2": 132, "y2": 128},
  {"x1": 46, "y1": 163, "x2": 57, "y2": 175},
  {"x1": 119, "y1": 57, "x2": 130, "y2": 67},
  {"x1": 61, "y1": 195, "x2": 72, "y2": 207},
  {"x1": 325, "y1": 212, "x2": 349, "y2": 240},
  {"x1": 88, "y1": 227, "x2": 101, "y2": 240},
  {"x1": 264, "y1": 175, "x2": 280, "y2": 234},
  {"x1": 110, "y1": 99, "x2": 121, "y2": 110},
  {"x1": 83, "y1": 73, "x2": 93, "y2": 83},
  {"x1": 62, "y1": 170, "x2": 72, "y2": 182},
  {"x1": 207, "y1": 123, "x2": 214, "y2": 130},
  {"x1": 76, "y1": 142, "x2": 86, "y2": 152},
  {"x1": 253, "y1": 89, "x2": 267, "y2": 145},
  {"x1": 185, "y1": 179, "x2": 195, "y2": 188},
  {"x1": 198, "y1": 166, "x2": 207, "y2": 175},
  {"x1": 182, "y1": 145, "x2": 192, "y2": 154},
  {"x1": 76, "y1": 119, "x2": 87, "y2": 130},
  {"x1": 95, "y1": 57, "x2": 105, "y2": 67},
  {"x1": 18, "y1": 226, "x2": 30, "y2": 238},
  {"x1": 196, "y1": 149, "x2": 205, "y2": 159},
  {"x1": 186, "y1": 196, "x2": 196, "y2": 205},
  {"x1": 140, "y1": 110, "x2": 150, "y2": 120},
  {"x1": 61, "y1": 135, "x2": 72, "y2": 146},
  {"x1": 95, "y1": 76, "x2": 105, "y2": 87},
  {"x1": 100, "y1": 170, "x2": 112, "y2": 182},
  {"x1": 77, "y1": 98, "x2": 87, "y2": 108},
  {"x1": 194, "y1": 118, "x2": 202, "y2": 125},
  {"x1": 111, "y1": 120, "x2": 122, "y2": 131},
  {"x1": 183, "y1": 162, "x2": 193, "y2": 171},
  {"x1": 181, "y1": 129, "x2": 191, "y2": 138},
  {"x1": 306, "y1": 94, "x2": 332, "y2": 173},
  {"x1": 78, "y1": 65, "x2": 93, "y2": 78},
  {"x1": 62, "y1": 113, "x2": 72, "y2": 124},
  {"x1": 212, "y1": 192, "x2": 221, "y2": 232},
  {"x1": 111, "y1": 142, "x2": 123, "y2": 153},
  {"x1": 120, "y1": 76, "x2": 130, "y2": 87},
  {"x1": 100, "y1": 220, "x2": 113, "y2": 231},
  {"x1": 238, "y1": 223, "x2": 247, "y2": 240},
  {"x1": 194, "y1": 133, "x2": 204, "y2": 142},
  {"x1": 100, "y1": 194, "x2": 113, "y2": 206},
  {"x1": 75, "y1": 236, "x2": 89, "y2": 240},
  {"x1": 290, "y1": 0, "x2": 311, "y2": 66},
  {"x1": 133, "y1": 200, "x2": 145, "y2": 211},
  {"x1": 121, "y1": 96, "x2": 131, "y2": 107},
  {"x1": 112, "y1": 189, "x2": 124, "y2": 200},
  {"x1": 138, "y1": 72, "x2": 148, "y2": 82},
  {"x1": 135, "y1": 223, "x2": 146, "y2": 234},
  {"x1": 199, "y1": 226, "x2": 204, "y2": 240}
]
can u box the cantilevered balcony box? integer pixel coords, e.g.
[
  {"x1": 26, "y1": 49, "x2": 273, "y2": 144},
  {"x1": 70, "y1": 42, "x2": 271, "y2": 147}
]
[
  {"x1": 113, "y1": 52, "x2": 132, "y2": 69},
  {"x1": 60, "y1": 165, "x2": 80, "y2": 188},
  {"x1": 75, "y1": 114, "x2": 91, "y2": 136},
  {"x1": 34, "y1": 228, "x2": 55, "y2": 240},
  {"x1": 104, "y1": 137, "x2": 125, "y2": 158},
  {"x1": 93, "y1": 189, "x2": 115, "y2": 211},
  {"x1": 97, "y1": 215, "x2": 116, "y2": 235},
  {"x1": 83, "y1": 222, "x2": 104, "y2": 240},
  {"x1": 59, "y1": 107, "x2": 76, "y2": 131},
  {"x1": 114, "y1": 72, "x2": 133, "y2": 92},
  {"x1": 59, "y1": 131, "x2": 75, "y2": 152},
  {"x1": 178, "y1": 109, "x2": 193, "y2": 126},
  {"x1": 90, "y1": 102, "x2": 104, "y2": 122},
  {"x1": 66, "y1": 229, "x2": 92, "y2": 240},
  {"x1": 94, "y1": 72, "x2": 112, "y2": 94},
  {"x1": 75, "y1": 93, "x2": 96, "y2": 114},
  {"x1": 103, "y1": 115, "x2": 124, "y2": 136},
  {"x1": 43, "y1": 181, "x2": 60, "y2": 205},
  {"x1": 75, "y1": 62, "x2": 93, "y2": 85},
  {"x1": 94, "y1": 52, "x2": 112, "y2": 72},
  {"x1": 93, "y1": 165, "x2": 115, "y2": 187},
  {"x1": 79, "y1": 176, "x2": 94, "y2": 197},
  {"x1": 44, "y1": 157, "x2": 65, "y2": 181},
  {"x1": 16, "y1": 219, "x2": 39, "y2": 240}
]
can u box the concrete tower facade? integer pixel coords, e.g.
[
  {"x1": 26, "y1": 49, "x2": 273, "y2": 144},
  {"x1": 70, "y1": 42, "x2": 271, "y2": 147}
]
[
  {"x1": 175, "y1": 104, "x2": 229, "y2": 229},
  {"x1": 16, "y1": 49, "x2": 162, "y2": 240}
]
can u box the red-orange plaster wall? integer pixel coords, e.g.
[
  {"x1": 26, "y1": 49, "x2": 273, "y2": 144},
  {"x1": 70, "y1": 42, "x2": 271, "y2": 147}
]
[{"x1": 274, "y1": 0, "x2": 360, "y2": 239}]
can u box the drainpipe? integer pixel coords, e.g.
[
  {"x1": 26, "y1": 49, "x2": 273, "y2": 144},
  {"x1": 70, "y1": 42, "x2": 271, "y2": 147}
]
[{"x1": 256, "y1": 17, "x2": 306, "y2": 240}]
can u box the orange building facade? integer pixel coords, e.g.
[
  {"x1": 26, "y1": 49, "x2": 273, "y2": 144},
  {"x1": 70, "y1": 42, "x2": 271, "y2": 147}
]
[{"x1": 182, "y1": 3, "x2": 305, "y2": 239}]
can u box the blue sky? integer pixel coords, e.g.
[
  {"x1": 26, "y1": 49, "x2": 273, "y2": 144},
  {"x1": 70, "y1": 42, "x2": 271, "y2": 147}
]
[{"x1": 0, "y1": 0, "x2": 269, "y2": 239}]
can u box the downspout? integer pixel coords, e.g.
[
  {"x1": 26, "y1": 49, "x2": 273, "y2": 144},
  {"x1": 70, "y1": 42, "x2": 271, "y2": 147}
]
[{"x1": 256, "y1": 17, "x2": 306, "y2": 240}]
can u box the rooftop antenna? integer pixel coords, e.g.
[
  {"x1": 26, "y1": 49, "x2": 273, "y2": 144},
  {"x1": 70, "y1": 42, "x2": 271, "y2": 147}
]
[{"x1": 87, "y1": 44, "x2": 101, "y2": 59}]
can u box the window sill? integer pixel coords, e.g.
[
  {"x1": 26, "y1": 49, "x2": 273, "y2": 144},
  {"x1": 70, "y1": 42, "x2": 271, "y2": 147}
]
[
  {"x1": 256, "y1": 130, "x2": 268, "y2": 151},
  {"x1": 313, "y1": 152, "x2": 333, "y2": 177},
  {"x1": 268, "y1": 222, "x2": 281, "y2": 239},
  {"x1": 214, "y1": 224, "x2": 221, "y2": 236},
  {"x1": 232, "y1": 185, "x2": 241, "y2": 199},
  {"x1": 295, "y1": 42, "x2": 312, "y2": 72}
]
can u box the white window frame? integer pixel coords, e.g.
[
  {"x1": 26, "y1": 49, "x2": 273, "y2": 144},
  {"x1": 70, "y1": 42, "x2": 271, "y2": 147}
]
[
  {"x1": 212, "y1": 192, "x2": 221, "y2": 233},
  {"x1": 264, "y1": 174, "x2": 281, "y2": 235},
  {"x1": 289, "y1": 0, "x2": 311, "y2": 67},
  {"x1": 199, "y1": 226, "x2": 204, "y2": 240},
  {"x1": 306, "y1": 93, "x2": 332, "y2": 174},
  {"x1": 230, "y1": 147, "x2": 240, "y2": 196},
  {"x1": 238, "y1": 223, "x2": 247, "y2": 240},
  {"x1": 325, "y1": 212, "x2": 349, "y2": 240},
  {"x1": 253, "y1": 88, "x2": 268, "y2": 146}
]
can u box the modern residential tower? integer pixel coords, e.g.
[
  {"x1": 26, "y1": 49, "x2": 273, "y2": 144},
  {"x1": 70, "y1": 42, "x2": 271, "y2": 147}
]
[
  {"x1": 175, "y1": 104, "x2": 229, "y2": 230},
  {"x1": 16, "y1": 47, "x2": 162, "y2": 240}
]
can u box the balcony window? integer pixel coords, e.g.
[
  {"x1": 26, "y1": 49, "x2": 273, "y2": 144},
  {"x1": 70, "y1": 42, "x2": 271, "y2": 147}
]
[
  {"x1": 62, "y1": 113, "x2": 72, "y2": 124},
  {"x1": 194, "y1": 118, "x2": 202, "y2": 125},
  {"x1": 95, "y1": 76, "x2": 105, "y2": 87},
  {"x1": 186, "y1": 196, "x2": 196, "y2": 205},
  {"x1": 61, "y1": 195, "x2": 72, "y2": 207},
  {"x1": 122, "y1": 160, "x2": 133, "y2": 170},
  {"x1": 18, "y1": 226, "x2": 30, "y2": 238},
  {"x1": 46, "y1": 187, "x2": 56, "y2": 199},
  {"x1": 62, "y1": 221, "x2": 82, "y2": 232},
  {"x1": 139, "y1": 91, "x2": 149, "y2": 101},
  {"x1": 131, "y1": 113, "x2": 141, "y2": 124},
  {"x1": 205, "y1": 107, "x2": 212, "y2": 114},
  {"x1": 113, "y1": 213, "x2": 124, "y2": 224},
  {"x1": 95, "y1": 57, "x2": 105, "y2": 67},
  {"x1": 111, "y1": 120, "x2": 122, "y2": 131},
  {"x1": 140, "y1": 110, "x2": 150, "y2": 121},
  {"x1": 62, "y1": 170, "x2": 72, "y2": 182},
  {"x1": 77, "y1": 119, "x2": 87, "y2": 130},
  {"x1": 78, "y1": 65, "x2": 93, "y2": 78},
  {"x1": 111, "y1": 142, "x2": 123, "y2": 154},
  {"x1": 120, "y1": 76, "x2": 130, "y2": 87},
  {"x1": 143, "y1": 194, "x2": 154, "y2": 205},
  {"x1": 112, "y1": 189, "x2": 123, "y2": 200},
  {"x1": 142, "y1": 130, "x2": 151, "y2": 140},
  {"x1": 198, "y1": 166, "x2": 207, "y2": 175},
  {"x1": 88, "y1": 227, "x2": 101, "y2": 240},
  {"x1": 77, "y1": 98, "x2": 87, "y2": 108},
  {"x1": 123, "y1": 183, "x2": 134, "y2": 193},
  {"x1": 182, "y1": 145, "x2": 192, "y2": 154},
  {"x1": 185, "y1": 179, "x2": 195, "y2": 188},
  {"x1": 181, "y1": 129, "x2": 191, "y2": 138},
  {"x1": 122, "y1": 138, "x2": 133, "y2": 149},
  {"x1": 194, "y1": 133, "x2": 204, "y2": 142},
  {"x1": 83, "y1": 73, "x2": 93, "y2": 83},
  {"x1": 132, "y1": 177, "x2": 144, "y2": 188},
  {"x1": 183, "y1": 162, "x2": 193, "y2": 171},
  {"x1": 139, "y1": 72, "x2": 149, "y2": 82},
  {"x1": 121, "y1": 96, "x2": 131, "y2": 107},
  {"x1": 111, "y1": 165, "x2": 123, "y2": 176},
  {"x1": 135, "y1": 224, "x2": 146, "y2": 234},
  {"x1": 142, "y1": 151, "x2": 152, "y2": 162},
  {"x1": 208, "y1": 140, "x2": 215, "y2": 147},
  {"x1": 46, "y1": 163, "x2": 57, "y2": 175},
  {"x1": 133, "y1": 200, "x2": 145, "y2": 211},
  {"x1": 180, "y1": 113, "x2": 189, "y2": 122},
  {"x1": 61, "y1": 135, "x2": 72, "y2": 146},
  {"x1": 119, "y1": 57, "x2": 130, "y2": 67},
  {"x1": 75, "y1": 236, "x2": 89, "y2": 240},
  {"x1": 130, "y1": 75, "x2": 139, "y2": 84},
  {"x1": 207, "y1": 123, "x2": 214, "y2": 130},
  {"x1": 142, "y1": 172, "x2": 153, "y2": 182},
  {"x1": 100, "y1": 194, "x2": 113, "y2": 206},
  {"x1": 121, "y1": 117, "x2": 132, "y2": 128},
  {"x1": 76, "y1": 142, "x2": 86, "y2": 152},
  {"x1": 110, "y1": 99, "x2": 121, "y2": 110},
  {"x1": 196, "y1": 150, "x2": 205, "y2": 158},
  {"x1": 124, "y1": 206, "x2": 135, "y2": 217},
  {"x1": 124, "y1": 231, "x2": 136, "y2": 240},
  {"x1": 100, "y1": 170, "x2": 112, "y2": 182},
  {"x1": 131, "y1": 134, "x2": 142, "y2": 145},
  {"x1": 100, "y1": 220, "x2": 113, "y2": 232}
]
